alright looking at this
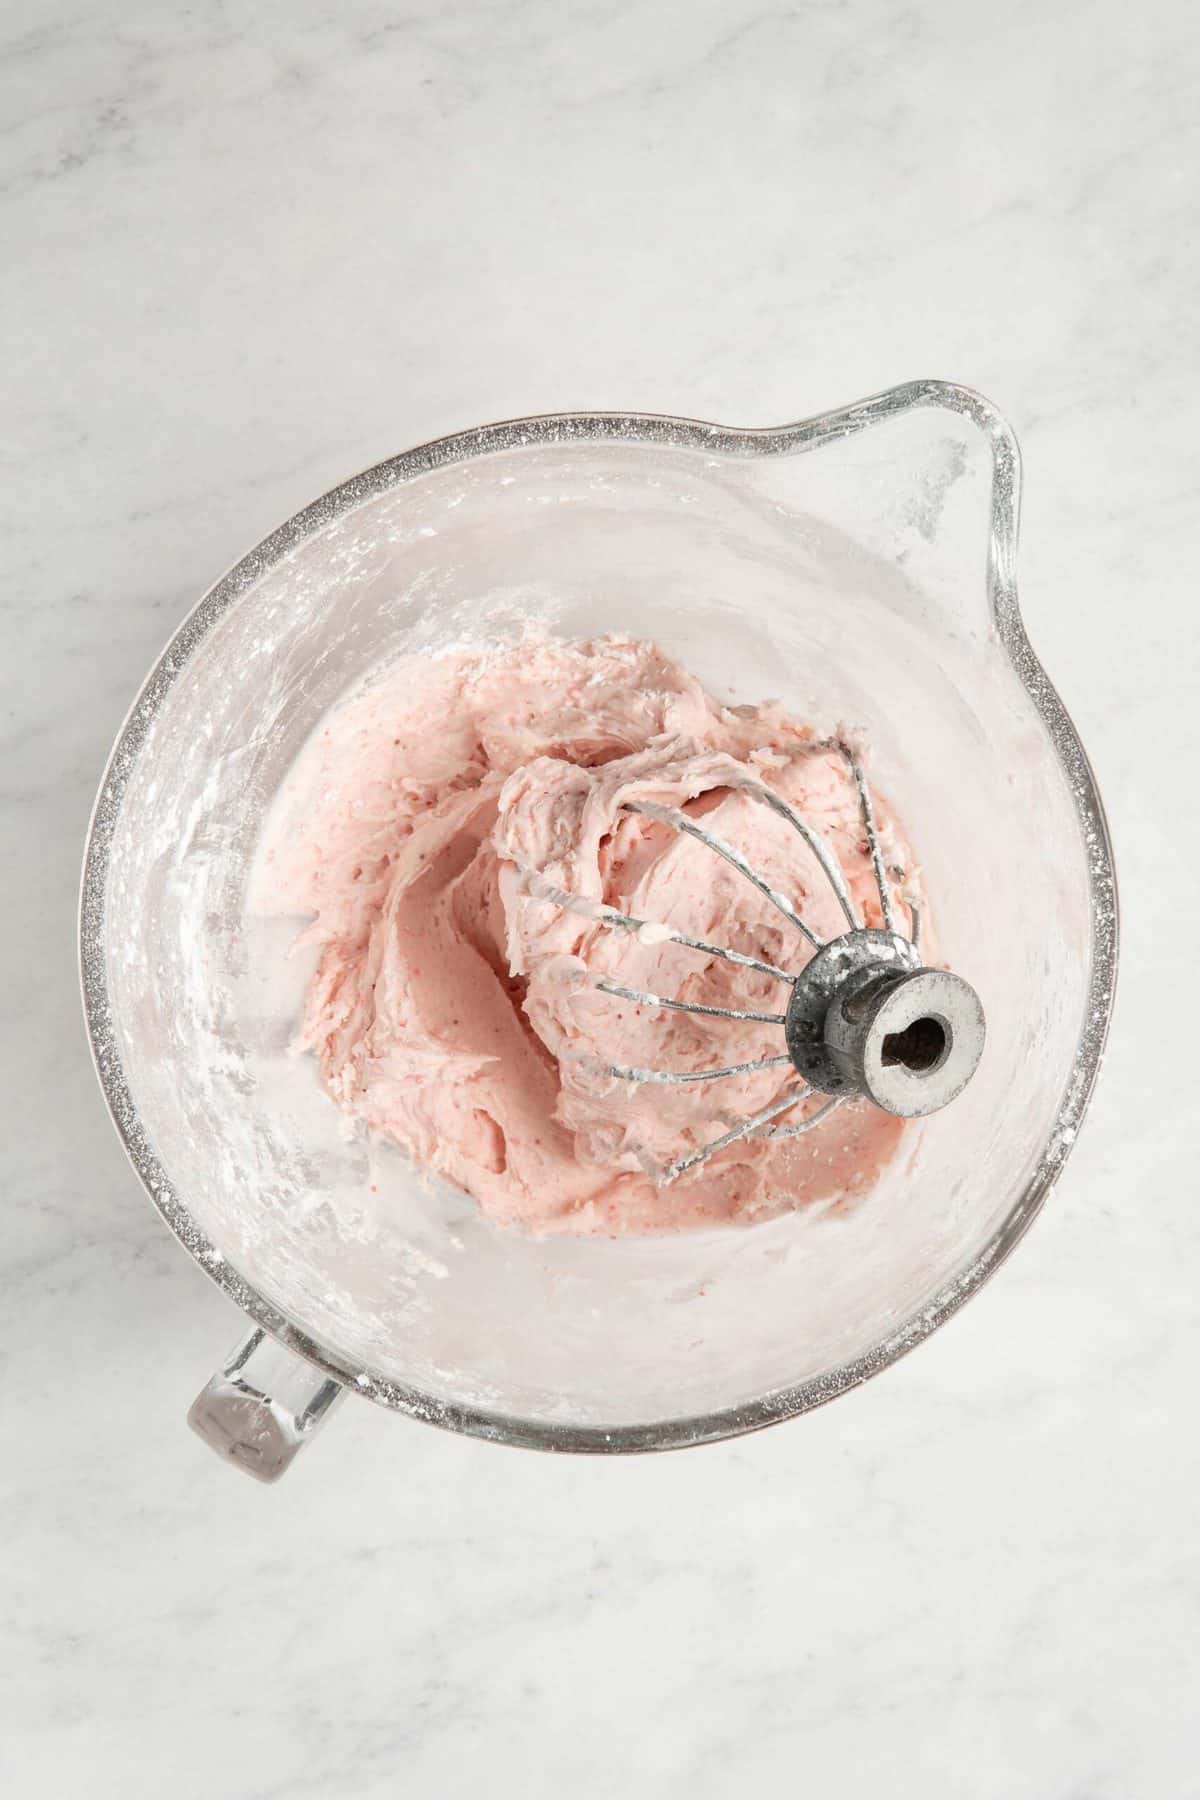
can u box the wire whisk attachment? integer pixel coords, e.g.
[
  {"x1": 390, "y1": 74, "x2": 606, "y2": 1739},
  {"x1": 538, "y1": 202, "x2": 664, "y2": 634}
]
[{"x1": 534, "y1": 743, "x2": 985, "y2": 1183}]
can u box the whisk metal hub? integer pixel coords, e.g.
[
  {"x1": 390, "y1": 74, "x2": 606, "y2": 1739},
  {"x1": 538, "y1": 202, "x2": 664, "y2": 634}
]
[
  {"x1": 785, "y1": 929, "x2": 917, "y2": 1094},
  {"x1": 787, "y1": 930, "x2": 985, "y2": 1118}
]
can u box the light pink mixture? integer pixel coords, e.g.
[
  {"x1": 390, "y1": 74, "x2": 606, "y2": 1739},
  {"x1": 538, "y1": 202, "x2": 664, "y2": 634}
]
[{"x1": 256, "y1": 634, "x2": 920, "y2": 1235}]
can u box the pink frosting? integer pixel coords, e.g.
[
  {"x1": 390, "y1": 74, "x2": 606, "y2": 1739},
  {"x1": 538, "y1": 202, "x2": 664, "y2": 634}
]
[{"x1": 256, "y1": 635, "x2": 920, "y2": 1235}]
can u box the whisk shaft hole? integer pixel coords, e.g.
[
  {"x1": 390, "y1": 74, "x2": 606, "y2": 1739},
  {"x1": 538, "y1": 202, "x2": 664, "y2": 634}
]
[{"x1": 881, "y1": 1015, "x2": 948, "y2": 1074}]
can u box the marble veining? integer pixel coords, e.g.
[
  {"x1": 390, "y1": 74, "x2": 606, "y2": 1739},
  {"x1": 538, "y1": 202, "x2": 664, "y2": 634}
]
[{"x1": 3, "y1": 1, "x2": 1198, "y2": 1795}]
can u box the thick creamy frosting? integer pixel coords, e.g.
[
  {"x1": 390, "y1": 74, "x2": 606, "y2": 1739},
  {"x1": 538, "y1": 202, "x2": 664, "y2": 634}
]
[{"x1": 255, "y1": 634, "x2": 921, "y2": 1235}]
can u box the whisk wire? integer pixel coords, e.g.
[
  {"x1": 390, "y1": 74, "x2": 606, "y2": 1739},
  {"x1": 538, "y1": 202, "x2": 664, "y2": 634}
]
[
  {"x1": 624, "y1": 800, "x2": 823, "y2": 951},
  {"x1": 760, "y1": 1094, "x2": 845, "y2": 1140},
  {"x1": 730, "y1": 776, "x2": 861, "y2": 932},
  {"x1": 903, "y1": 896, "x2": 921, "y2": 947},
  {"x1": 662, "y1": 1085, "x2": 809, "y2": 1182},
  {"x1": 607, "y1": 1053, "x2": 792, "y2": 1085},
  {"x1": 595, "y1": 978, "x2": 787, "y2": 1026},
  {"x1": 844, "y1": 746, "x2": 898, "y2": 935},
  {"x1": 522, "y1": 876, "x2": 796, "y2": 984}
]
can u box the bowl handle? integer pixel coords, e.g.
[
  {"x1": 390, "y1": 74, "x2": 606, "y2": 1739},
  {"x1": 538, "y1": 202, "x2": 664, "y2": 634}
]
[{"x1": 187, "y1": 1326, "x2": 345, "y2": 1482}]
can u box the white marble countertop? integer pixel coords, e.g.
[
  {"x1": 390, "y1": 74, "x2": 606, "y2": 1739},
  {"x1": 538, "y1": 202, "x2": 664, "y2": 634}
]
[{"x1": 5, "y1": 2, "x2": 1198, "y2": 1794}]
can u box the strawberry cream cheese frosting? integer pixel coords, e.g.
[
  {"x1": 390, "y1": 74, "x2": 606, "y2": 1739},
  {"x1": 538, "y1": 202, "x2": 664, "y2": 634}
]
[{"x1": 254, "y1": 634, "x2": 920, "y2": 1235}]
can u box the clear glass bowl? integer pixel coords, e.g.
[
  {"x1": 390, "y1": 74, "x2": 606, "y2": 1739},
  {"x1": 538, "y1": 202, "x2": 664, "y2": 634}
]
[{"x1": 80, "y1": 381, "x2": 1117, "y2": 1466}]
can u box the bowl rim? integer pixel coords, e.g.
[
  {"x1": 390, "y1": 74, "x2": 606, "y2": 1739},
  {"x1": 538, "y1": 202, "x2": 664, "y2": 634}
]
[{"x1": 78, "y1": 378, "x2": 1119, "y2": 1453}]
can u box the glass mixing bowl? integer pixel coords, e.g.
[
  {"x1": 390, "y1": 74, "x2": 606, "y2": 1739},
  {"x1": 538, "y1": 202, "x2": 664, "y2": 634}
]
[{"x1": 80, "y1": 381, "x2": 1117, "y2": 1480}]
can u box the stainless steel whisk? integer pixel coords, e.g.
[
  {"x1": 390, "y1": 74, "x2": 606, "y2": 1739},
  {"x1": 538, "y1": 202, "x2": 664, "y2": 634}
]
[{"x1": 541, "y1": 742, "x2": 985, "y2": 1182}]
